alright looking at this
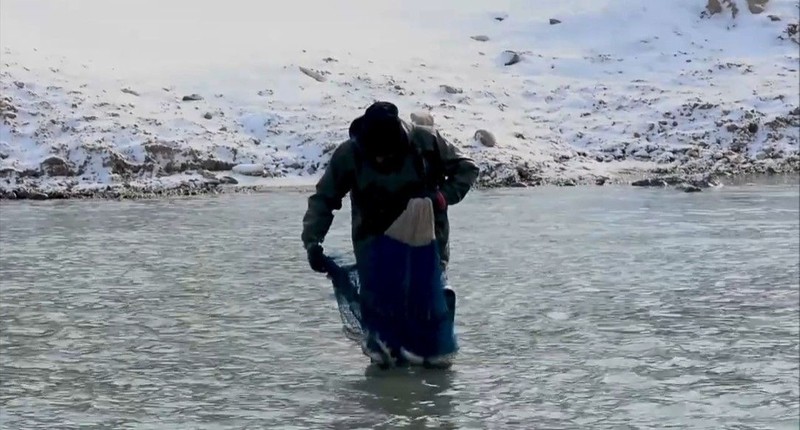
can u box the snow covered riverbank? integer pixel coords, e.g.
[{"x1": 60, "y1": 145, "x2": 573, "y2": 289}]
[{"x1": 1, "y1": 0, "x2": 798, "y2": 199}]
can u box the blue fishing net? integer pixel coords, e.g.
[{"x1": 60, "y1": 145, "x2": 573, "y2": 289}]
[{"x1": 322, "y1": 235, "x2": 458, "y2": 368}]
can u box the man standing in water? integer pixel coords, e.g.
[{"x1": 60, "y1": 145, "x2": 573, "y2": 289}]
[
  {"x1": 300, "y1": 101, "x2": 479, "y2": 367},
  {"x1": 300, "y1": 101, "x2": 479, "y2": 282}
]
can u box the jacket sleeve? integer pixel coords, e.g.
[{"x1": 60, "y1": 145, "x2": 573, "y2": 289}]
[
  {"x1": 432, "y1": 130, "x2": 480, "y2": 206},
  {"x1": 301, "y1": 142, "x2": 353, "y2": 249}
]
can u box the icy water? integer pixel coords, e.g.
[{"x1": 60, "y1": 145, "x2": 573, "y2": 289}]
[{"x1": 1, "y1": 182, "x2": 798, "y2": 429}]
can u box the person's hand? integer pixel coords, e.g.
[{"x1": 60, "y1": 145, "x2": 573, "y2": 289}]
[{"x1": 306, "y1": 243, "x2": 327, "y2": 273}]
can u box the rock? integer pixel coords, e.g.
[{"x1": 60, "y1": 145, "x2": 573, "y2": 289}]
[
  {"x1": 474, "y1": 129, "x2": 497, "y2": 147},
  {"x1": 410, "y1": 112, "x2": 434, "y2": 126},
  {"x1": 40, "y1": 156, "x2": 74, "y2": 176},
  {"x1": 285, "y1": 161, "x2": 303, "y2": 170},
  {"x1": 197, "y1": 159, "x2": 235, "y2": 172},
  {"x1": 299, "y1": 66, "x2": 327, "y2": 82},
  {"x1": 105, "y1": 151, "x2": 142, "y2": 175},
  {"x1": 440, "y1": 85, "x2": 463, "y2": 94},
  {"x1": 14, "y1": 81, "x2": 24, "y2": 89},
  {"x1": 494, "y1": 14, "x2": 507, "y2": 22},
  {"x1": 182, "y1": 94, "x2": 204, "y2": 101},
  {"x1": 746, "y1": 0, "x2": 768, "y2": 14},
  {"x1": 219, "y1": 176, "x2": 239, "y2": 185},
  {"x1": 768, "y1": 14, "x2": 781, "y2": 21},
  {"x1": 200, "y1": 170, "x2": 218, "y2": 181},
  {"x1": 549, "y1": 18, "x2": 562, "y2": 25},
  {"x1": 632, "y1": 178, "x2": 669, "y2": 187},
  {"x1": 232, "y1": 163, "x2": 266, "y2": 176},
  {"x1": 706, "y1": 0, "x2": 723, "y2": 14},
  {"x1": 785, "y1": 23, "x2": 799, "y2": 43},
  {"x1": 82, "y1": 115, "x2": 97, "y2": 121},
  {"x1": 2, "y1": 112, "x2": 16, "y2": 119},
  {"x1": 16, "y1": 188, "x2": 48, "y2": 200},
  {"x1": 747, "y1": 122, "x2": 758, "y2": 133},
  {"x1": 687, "y1": 173, "x2": 719, "y2": 188},
  {"x1": 203, "y1": 112, "x2": 213, "y2": 120},
  {"x1": 471, "y1": 35, "x2": 490, "y2": 42},
  {"x1": 500, "y1": 50, "x2": 521, "y2": 66},
  {"x1": 596, "y1": 177, "x2": 607, "y2": 186},
  {"x1": 121, "y1": 88, "x2": 140, "y2": 96},
  {"x1": 47, "y1": 190, "x2": 69, "y2": 199},
  {"x1": 0, "y1": 167, "x2": 20, "y2": 178},
  {"x1": 655, "y1": 152, "x2": 676, "y2": 164},
  {"x1": 322, "y1": 57, "x2": 338, "y2": 63},
  {"x1": 144, "y1": 143, "x2": 180, "y2": 159},
  {"x1": 676, "y1": 183, "x2": 702, "y2": 193}
]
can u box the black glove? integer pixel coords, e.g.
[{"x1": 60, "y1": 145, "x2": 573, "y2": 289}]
[{"x1": 306, "y1": 243, "x2": 327, "y2": 273}]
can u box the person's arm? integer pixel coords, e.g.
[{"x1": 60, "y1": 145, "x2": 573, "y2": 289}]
[
  {"x1": 301, "y1": 142, "x2": 353, "y2": 249},
  {"x1": 432, "y1": 130, "x2": 480, "y2": 207}
]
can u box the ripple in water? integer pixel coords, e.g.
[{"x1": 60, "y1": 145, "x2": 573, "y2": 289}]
[{"x1": 1, "y1": 184, "x2": 798, "y2": 429}]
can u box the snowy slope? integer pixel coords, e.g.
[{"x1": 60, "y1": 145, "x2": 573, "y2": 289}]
[{"x1": 0, "y1": 0, "x2": 798, "y2": 197}]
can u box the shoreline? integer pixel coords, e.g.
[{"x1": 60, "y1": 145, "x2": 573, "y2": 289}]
[{"x1": 1, "y1": 171, "x2": 796, "y2": 202}]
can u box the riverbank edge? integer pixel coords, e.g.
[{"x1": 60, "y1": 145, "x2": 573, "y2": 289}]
[{"x1": 1, "y1": 171, "x2": 797, "y2": 202}]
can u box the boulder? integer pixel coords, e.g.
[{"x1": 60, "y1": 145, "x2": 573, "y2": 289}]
[
  {"x1": 40, "y1": 156, "x2": 74, "y2": 176},
  {"x1": 144, "y1": 142, "x2": 180, "y2": 159},
  {"x1": 105, "y1": 151, "x2": 142, "y2": 175},
  {"x1": 676, "y1": 183, "x2": 702, "y2": 193},
  {"x1": 746, "y1": 0, "x2": 768, "y2": 14},
  {"x1": 232, "y1": 163, "x2": 266, "y2": 176},
  {"x1": 500, "y1": 50, "x2": 521, "y2": 66},
  {"x1": 200, "y1": 159, "x2": 236, "y2": 172},
  {"x1": 0, "y1": 167, "x2": 21, "y2": 178},
  {"x1": 299, "y1": 67, "x2": 327, "y2": 82},
  {"x1": 474, "y1": 129, "x2": 497, "y2": 147},
  {"x1": 410, "y1": 112, "x2": 434, "y2": 126},
  {"x1": 440, "y1": 85, "x2": 463, "y2": 95}
]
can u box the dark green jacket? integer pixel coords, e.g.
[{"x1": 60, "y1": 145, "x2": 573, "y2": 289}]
[{"x1": 301, "y1": 119, "x2": 479, "y2": 268}]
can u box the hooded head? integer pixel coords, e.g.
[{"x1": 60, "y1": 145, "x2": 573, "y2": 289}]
[{"x1": 350, "y1": 101, "x2": 409, "y2": 167}]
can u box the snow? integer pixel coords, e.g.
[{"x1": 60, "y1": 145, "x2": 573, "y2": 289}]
[
  {"x1": 0, "y1": 0, "x2": 798, "y2": 196},
  {"x1": 232, "y1": 163, "x2": 266, "y2": 176}
]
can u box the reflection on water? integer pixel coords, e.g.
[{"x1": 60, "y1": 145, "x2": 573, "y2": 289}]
[{"x1": 341, "y1": 366, "x2": 457, "y2": 429}]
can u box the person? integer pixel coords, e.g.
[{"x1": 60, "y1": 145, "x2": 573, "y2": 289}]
[{"x1": 300, "y1": 101, "x2": 479, "y2": 281}]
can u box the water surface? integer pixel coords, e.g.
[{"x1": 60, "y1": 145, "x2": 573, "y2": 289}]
[{"x1": 1, "y1": 183, "x2": 798, "y2": 429}]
